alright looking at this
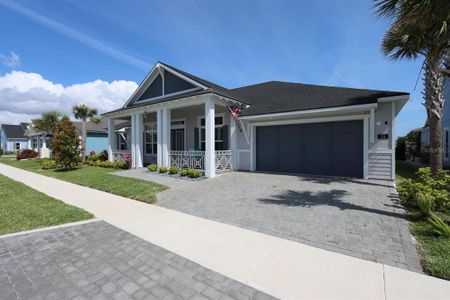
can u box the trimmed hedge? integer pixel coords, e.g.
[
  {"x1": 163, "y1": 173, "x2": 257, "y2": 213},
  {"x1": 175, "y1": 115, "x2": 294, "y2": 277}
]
[{"x1": 16, "y1": 149, "x2": 39, "y2": 160}]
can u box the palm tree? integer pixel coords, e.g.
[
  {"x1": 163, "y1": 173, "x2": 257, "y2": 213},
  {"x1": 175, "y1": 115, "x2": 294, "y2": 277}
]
[
  {"x1": 72, "y1": 104, "x2": 100, "y2": 163},
  {"x1": 373, "y1": 0, "x2": 450, "y2": 173},
  {"x1": 32, "y1": 111, "x2": 62, "y2": 148}
]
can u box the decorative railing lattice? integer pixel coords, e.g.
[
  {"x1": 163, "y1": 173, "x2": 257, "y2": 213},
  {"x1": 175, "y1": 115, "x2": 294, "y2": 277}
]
[
  {"x1": 215, "y1": 150, "x2": 232, "y2": 171},
  {"x1": 169, "y1": 151, "x2": 205, "y2": 170},
  {"x1": 112, "y1": 151, "x2": 131, "y2": 162}
]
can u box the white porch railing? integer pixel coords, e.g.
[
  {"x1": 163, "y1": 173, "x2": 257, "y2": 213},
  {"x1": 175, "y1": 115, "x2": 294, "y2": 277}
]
[
  {"x1": 169, "y1": 150, "x2": 232, "y2": 171},
  {"x1": 215, "y1": 150, "x2": 232, "y2": 171},
  {"x1": 112, "y1": 150, "x2": 131, "y2": 162},
  {"x1": 169, "y1": 150, "x2": 205, "y2": 170}
]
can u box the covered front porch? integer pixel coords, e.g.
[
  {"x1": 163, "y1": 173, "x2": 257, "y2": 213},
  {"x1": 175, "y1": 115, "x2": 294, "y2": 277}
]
[{"x1": 106, "y1": 95, "x2": 238, "y2": 178}]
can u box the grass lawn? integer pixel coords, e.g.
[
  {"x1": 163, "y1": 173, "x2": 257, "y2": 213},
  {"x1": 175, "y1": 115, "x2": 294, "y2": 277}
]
[
  {"x1": 0, "y1": 158, "x2": 167, "y2": 204},
  {"x1": 396, "y1": 160, "x2": 450, "y2": 280},
  {"x1": 0, "y1": 174, "x2": 92, "y2": 235}
]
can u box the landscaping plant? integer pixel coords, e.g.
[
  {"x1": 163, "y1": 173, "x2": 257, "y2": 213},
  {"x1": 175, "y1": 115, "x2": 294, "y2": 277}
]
[
  {"x1": 179, "y1": 169, "x2": 188, "y2": 176},
  {"x1": 72, "y1": 104, "x2": 100, "y2": 163},
  {"x1": 187, "y1": 168, "x2": 202, "y2": 178},
  {"x1": 159, "y1": 166, "x2": 168, "y2": 173},
  {"x1": 52, "y1": 116, "x2": 81, "y2": 170},
  {"x1": 16, "y1": 149, "x2": 38, "y2": 160},
  {"x1": 40, "y1": 159, "x2": 57, "y2": 170},
  {"x1": 169, "y1": 166, "x2": 179, "y2": 175},
  {"x1": 147, "y1": 164, "x2": 158, "y2": 172}
]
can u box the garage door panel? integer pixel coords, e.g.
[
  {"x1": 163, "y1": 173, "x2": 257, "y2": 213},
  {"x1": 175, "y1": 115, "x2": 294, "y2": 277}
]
[
  {"x1": 256, "y1": 126, "x2": 279, "y2": 172},
  {"x1": 279, "y1": 125, "x2": 301, "y2": 172},
  {"x1": 332, "y1": 121, "x2": 363, "y2": 177},
  {"x1": 303, "y1": 123, "x2": 331, "y2": 175},
  {"x1": 256, "y1": 120, "x2": 363, "y2": 178}
]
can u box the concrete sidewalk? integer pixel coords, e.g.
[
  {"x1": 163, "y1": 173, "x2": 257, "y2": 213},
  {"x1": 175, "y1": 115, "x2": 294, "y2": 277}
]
[{"x1": 0, "y1": 163, "x2": 449, "y2": 300}]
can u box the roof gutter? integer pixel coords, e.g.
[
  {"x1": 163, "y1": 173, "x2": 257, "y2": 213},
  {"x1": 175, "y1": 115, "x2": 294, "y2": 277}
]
[{"x1": 238, "y1": 103, "x2": 378, "y2": 120}]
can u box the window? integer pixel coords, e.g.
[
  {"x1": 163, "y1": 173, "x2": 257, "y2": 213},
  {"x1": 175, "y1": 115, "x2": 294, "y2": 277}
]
[
  {"x1": 15, "y1": 142, "x2": 20, "y2": 150},
  {"x1": 32, "y1": 138, "x2": 37, "y2": 149},
  {"x1": 199, "y1": 115, "x2": 224, "y2": 151},
  {"x1": 116, "y1": 133, "x2": 127, "y2": 150},
  {"x1": 145, "y1": 123, "x2": 157, "y2": 155},
  {"x1": 445, "y1": 128, "x2": 449, "y2": 159}
]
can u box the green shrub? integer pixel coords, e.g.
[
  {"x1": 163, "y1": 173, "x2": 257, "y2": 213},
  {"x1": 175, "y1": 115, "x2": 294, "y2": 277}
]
[
  {"x1": 114, "y1": 161, "x2": 128, "y2": 169},
  {"x1": 397, "y1": 167, "x2": 449, "y2": 212},
  {"x1": 147, "y1": 164, "x2": 158, "y2": 172},
  {"x1": 97, "y1": 150, "x2": 108, "y2": 162},
  {"x1": 159, "y1": 166, "x2": 168, "y2": 173},
  {"x1": 428, "y1": 213, "x2": 450, "y2": 237},
  {"x1": 187, "y1": 168, "x2": 202, "y2": 178},
  {"x1": 40, "y1": 159, "x2": 57, "y2": 170},
  {"x1": 179, "y1": 169, "x2": 188, "y2": 177},
  {"x1": 416, "y1": 192, "x2": 432, "y2": 216},
  {"x1": 169, "y1": 166, "x2": 179, "y2": 175},
  {"x1": 52, "y1": 116, "x2": 81, "y2": 170}
]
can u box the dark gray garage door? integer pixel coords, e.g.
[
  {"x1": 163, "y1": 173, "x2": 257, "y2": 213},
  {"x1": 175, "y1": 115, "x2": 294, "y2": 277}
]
[{"x1": 256, "y1": 120, "x2": 363, "y2": 178}]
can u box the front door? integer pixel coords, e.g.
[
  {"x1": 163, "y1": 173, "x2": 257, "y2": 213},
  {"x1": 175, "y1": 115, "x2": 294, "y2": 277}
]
[{"x1": 171, "y1": 129, "x2": 185, "y2": 150}]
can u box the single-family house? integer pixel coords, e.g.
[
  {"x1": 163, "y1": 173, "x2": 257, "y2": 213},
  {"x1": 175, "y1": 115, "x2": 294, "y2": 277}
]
[
  {"x1": 26, "y1": 119, "x2": 111, "y2": 158},
  {"x1": 421, "y1": 77, "x2": 450, "y2": 167},
  {"x1": 0, "y1": 123, "x2": 30, "y2": 153},
  {"x1": 103, "y1": 62, "x2": 409, "y2": 180}
]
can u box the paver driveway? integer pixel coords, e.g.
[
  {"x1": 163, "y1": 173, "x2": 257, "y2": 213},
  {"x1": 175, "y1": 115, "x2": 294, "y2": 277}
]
[
  {"x1": 134, "y1": 171, "x2": 421, "y2": 272},
  {"x1": 0, "y1": 221, "x2": 275, "y2": 300}
]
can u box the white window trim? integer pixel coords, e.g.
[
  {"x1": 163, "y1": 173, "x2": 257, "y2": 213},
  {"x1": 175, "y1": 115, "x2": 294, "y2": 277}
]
[
  {"x1": 197, "y1": 113, "x2": 225, "y2": 151},
  {"x1": 116, "y1": 132, "x2": 127, "y2": 151},
  {"x1": 444, "y1": 127, "x2": 449, "y2": 161},
  {"x1": 144, "y1": 122, "x2": 158, "y2": 155},
  {"x1": 170, "y1": 118, "x2": 186, "y2": 150}
]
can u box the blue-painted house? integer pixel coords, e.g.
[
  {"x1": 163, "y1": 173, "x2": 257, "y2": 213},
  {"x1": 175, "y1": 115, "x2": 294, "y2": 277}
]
[
  {"x1": 26, "y1": 119, "x2": 110, "y2": 157},
  {"x1": 421, "y1": 77, "x2": 450, "y2": 167},
  {"x1": 0, "y1": 123, "x2": 30, "y2": 153},
  {"x1": 73, "y1": 120, "x2": 109, "y2": 154}
]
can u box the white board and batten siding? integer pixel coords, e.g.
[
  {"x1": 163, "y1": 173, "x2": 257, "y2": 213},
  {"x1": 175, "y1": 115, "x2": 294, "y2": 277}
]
[{"x1": 367, "y1": 102, "x2": 395, "y2": 180}]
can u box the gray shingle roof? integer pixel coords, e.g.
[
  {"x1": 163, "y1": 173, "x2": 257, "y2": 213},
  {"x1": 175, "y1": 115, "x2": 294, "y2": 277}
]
[
  {"x1": 104, "y1": 62, "x2": 408, "y2": 117},
  {"x1": 230, "y1": 81, "x2": 408, "y2": 116},
  {"x1": 1, "y1": 124, "x2": 27, "y2": 139}
]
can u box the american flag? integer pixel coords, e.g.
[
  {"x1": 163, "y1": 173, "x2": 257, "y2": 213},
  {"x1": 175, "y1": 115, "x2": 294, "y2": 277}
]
[{"x1": 228, "y1": 105, "x2": 243, "y2": 132}]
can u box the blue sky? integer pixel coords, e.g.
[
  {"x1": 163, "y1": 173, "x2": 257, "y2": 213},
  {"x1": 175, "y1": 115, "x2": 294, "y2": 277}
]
[{"x1": 0, "y1": 0, "x2": 425, "y2": 136}]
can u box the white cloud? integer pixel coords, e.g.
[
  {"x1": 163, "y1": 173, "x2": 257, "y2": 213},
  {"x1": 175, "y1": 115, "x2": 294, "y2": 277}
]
[
  {"x1": 0, "y1": 51, "x2": 21, "y2": 68},
  {"x1": 0, "y1": 71, "x2": 137, "y2": 125}
]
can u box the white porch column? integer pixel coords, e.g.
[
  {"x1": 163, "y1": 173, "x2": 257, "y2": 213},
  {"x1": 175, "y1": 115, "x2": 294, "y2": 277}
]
[
  {"x1": 107, "y1": 118, "x2": 115, "y2": 162},
  {"x1": 162, "y1": 108, "x2": 171, "y2": 167},
  {"x1": 131, "y1": 114, "x2": 136, "y2": 168},
  {"x1": 204, "y1": 98, "x2": 216, "y2": 178},
  {"x1": 40, "y1": 134, "x2": 50, "y2": 158},
  {"x1": 229, "y1": 115, "x2": 238, "y2": 170},
  {"x1": 135, "y1": 113, "x2": 144, "y2": 168},
  {"x1": 156, "y1": 109, "x2": 163, "y2": 166}
]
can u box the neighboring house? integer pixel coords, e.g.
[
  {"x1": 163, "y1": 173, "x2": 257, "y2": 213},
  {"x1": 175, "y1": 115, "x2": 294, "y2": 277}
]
[
  {"x1": 421, "y1": 77, "x2": 450, "y2": 167},
  {"x1": 103, "y1": 62, "x2": 408, "y2": 180},
  {"x1": 0, "y1": 123, "x2": 30, "y2": 153},
  {"x1": 26, "y1": 119, "x2": 112, "y2": 157}
]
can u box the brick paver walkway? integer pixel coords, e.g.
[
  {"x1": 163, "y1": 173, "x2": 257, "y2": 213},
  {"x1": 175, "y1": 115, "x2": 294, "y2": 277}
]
[{"x1": 0, "y1": 221, "x2": 275, "y2": 300}]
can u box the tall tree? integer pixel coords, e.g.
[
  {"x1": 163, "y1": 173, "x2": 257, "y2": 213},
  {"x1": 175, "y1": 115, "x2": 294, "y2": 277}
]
[
  {"x1": 72, "y1": 104, "x2": 100, "y2": 163},
  {"x1": 32, "y1": 111, "x2": 62, "y2": 149},
  {"x1": 53, "y1": 116, "x2": 81, "y2": 170},
  {"x1": 32, "y1": 111, "x2": 62, "y2": 134},
  {"x1": 373, "y1": 0, "x2": 450, "y2": 173}
]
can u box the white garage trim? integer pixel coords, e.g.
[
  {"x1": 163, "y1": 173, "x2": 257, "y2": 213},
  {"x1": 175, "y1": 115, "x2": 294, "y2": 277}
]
[{"x1": 238, "y1": 103, "x2": 377, "y2": 120}]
